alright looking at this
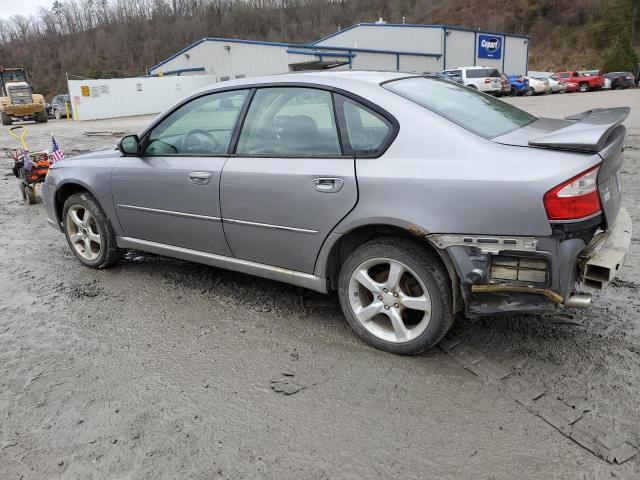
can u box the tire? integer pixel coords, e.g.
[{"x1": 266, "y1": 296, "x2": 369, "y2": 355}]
[
  {"x1": 62, "y1": 192, "x2": 121, "y2": 269},
  {"x1": 467, "y1": 84, "x2": 477, "y2": 90},
  {"x1": 25, "y1": 185, "x2": 37, "y2": 204},
  {"x1": 54, "y1": 109, "x2": 61, "y2": 120},
  {"x1": 1, "y1": 110, "x2": 12, "y2": 126},
  {"x1": 338, "y1": 237, "x2": 454, "y2": 355},
  {"x1": 509, "y1": 87, "x2": 517, "y2": 97},
  {"x1": 579, "y1": 82, "x2": 590, "y2": 92},
  {"x1": 525, "y1": 87, "x2": 535, "y2": 96},
  {"x1": 35, "y1": 110, "x2": 48, "y2": 123}
]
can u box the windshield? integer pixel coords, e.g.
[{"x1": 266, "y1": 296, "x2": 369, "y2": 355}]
[
  {"x1": 383, "y1": 77, "x2": 537, "y2": 139},
  {"x1": 1, "y1": 69, "x2": 27, "y2": 84}
]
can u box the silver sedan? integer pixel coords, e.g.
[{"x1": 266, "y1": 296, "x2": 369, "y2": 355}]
[{"x1": 43, "y1": 71, "x2": 632, "y2": 354}]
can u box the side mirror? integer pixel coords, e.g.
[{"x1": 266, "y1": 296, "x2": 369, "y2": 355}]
[{"x1": 119, "y1": 134, "x2": 140, "y2": 155}]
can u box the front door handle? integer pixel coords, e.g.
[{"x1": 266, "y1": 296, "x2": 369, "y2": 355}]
[
  {"x1": 189, "y1": 171, "x2": 212, "y2": 185},
  {"x1": 313, "y1": 177, "x2": 344, "y2": 193}
]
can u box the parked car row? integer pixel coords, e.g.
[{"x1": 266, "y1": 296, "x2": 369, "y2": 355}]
[{"x1": 441, "y1": 66, "x2": 637, "y2": 97}]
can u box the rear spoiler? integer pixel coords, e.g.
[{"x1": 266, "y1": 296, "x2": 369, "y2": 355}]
[{"x1": 529, "y1": 107, "x2": 630, "y2": 153}]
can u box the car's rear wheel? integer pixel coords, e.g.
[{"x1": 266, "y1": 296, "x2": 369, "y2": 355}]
[
  {"x1": 338, "y1": 237, "x2": 454, "y2": 355},
  {"x1": 509, "y1": 87, "x2": 517, "y2": 97},
  {"x1": 466, "y1": 84, "x2": 477, "y2": 90},
  {"x1": 579, "y1": 82, "x2": 590, "y2": 92},
  {"x1": 62, "y1": 192, "x2": 121, "y2": 268}
]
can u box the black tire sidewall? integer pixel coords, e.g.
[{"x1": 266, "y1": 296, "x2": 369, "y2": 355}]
[
  {"x1": 62, "y1": 192, "x2": 119, "y2": 269},
  {"x1": 338, "y1": 238, "x2": 452, "y2": 355}
]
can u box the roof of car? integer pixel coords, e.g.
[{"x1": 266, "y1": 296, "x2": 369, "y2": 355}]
[{"x1": 192, "y1": 70, "x2": 417, "y2": 96}]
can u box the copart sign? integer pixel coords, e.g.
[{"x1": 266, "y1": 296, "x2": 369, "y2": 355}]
[{"x1": 478, "y1": 34, "x2": 502, "y2": 59}]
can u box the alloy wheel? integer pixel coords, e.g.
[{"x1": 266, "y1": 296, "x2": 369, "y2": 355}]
[
  {"x1": 66, "y1": 205, "x2": 102, "y2": 261},
  {"x1": 347, "y1": 257, "x2": 432, "y2": 343}
]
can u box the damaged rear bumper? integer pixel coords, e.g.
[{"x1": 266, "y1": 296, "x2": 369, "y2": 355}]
[
  {"x1": 427, "y1": 207, "x2": 632, "y2": 316},
  {"x1": 579, "y1": 207, "x2": 632, "y2": 289}
]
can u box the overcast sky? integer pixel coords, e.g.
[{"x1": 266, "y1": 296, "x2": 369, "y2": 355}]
[{"x1": 0, "y1": 0, "x2": 52, "y2": 19}]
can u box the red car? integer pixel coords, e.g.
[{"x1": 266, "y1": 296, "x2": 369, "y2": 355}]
[
  {"x1": 554, "y1": 71, "x2": 604, "y2": 92},
  {"x1": 562, "y1": 81, "x2": 579, "y2": 93}
]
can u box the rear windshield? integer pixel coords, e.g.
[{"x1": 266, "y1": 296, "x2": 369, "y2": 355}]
[
  {"x1": 465, "y1": 68, "x2": 500, "y2": 78},
  {"x1": 383, "y1": 76, "x2": 537, "y2": 139}
]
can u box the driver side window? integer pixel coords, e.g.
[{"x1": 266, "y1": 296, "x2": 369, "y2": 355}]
[{"x1": 144, "y1": 89, "x2": 249, "y2": 156}]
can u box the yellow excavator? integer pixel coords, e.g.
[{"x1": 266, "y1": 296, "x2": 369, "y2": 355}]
[{"x1": 0, "y1": 68, "x2": 47, "y2": 125}]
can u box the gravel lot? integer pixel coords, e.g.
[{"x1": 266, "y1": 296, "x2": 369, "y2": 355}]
[{"x1": 1, "y1": 89, "x2": 639, "y2": 479}]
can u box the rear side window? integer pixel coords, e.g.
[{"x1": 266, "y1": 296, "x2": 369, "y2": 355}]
[
  {"x1": 236, "y1": 87, "x2": 341, "y2": 157},
  {"x1": 335, "y1": 95, "x2": 393, "y2": 157},
  {"x1": 466, "y1": 68, "x2": 500, "y2": 78},
  {"x1": 383, "y1": 77, "x2": 536, "y2": 139}
]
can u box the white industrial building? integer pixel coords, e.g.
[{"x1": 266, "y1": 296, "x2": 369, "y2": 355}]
[
  {"x1": 69, "y1": 22, "x2": 529, "y2": 120},
  {"x1": 149, "y1": 22, "x2": 529, "y2": 79}
]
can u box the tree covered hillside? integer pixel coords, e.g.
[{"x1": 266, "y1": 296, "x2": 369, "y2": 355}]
[{"x1": 0, "y1": 0, "x2": 638, "y2": 98}]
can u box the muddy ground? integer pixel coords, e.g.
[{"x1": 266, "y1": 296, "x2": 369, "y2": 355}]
[{"x1": 1, "y1": 89, "x2": 639, "y2": 479}]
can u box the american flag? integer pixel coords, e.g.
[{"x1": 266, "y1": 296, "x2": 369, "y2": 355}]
[{"x1": 50, "y1": 136, "x2": 65, "y2": 163}]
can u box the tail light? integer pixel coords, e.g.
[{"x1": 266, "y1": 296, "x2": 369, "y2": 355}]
[
  {"x1": 484, "y1": 78, "x2": 491, "y2": 83},
  {"x1": 543, "y1": 165, "x2": 602, "y2": 220}
]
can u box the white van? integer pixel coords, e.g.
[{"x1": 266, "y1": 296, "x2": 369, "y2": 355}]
[{"x1": 442, "y1": 66, "x2": 502, "y2": 93}]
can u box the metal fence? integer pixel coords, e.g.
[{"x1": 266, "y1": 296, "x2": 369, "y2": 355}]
[{"x1": 67, "y1": 75, "x2": 217, "y2": 121}]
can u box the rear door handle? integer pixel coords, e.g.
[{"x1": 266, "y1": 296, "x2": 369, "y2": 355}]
[
  {"x1": 189, "y1": 171, "x2": 212, "y2": 185},
  {"x1": 313, "y1": 177, "x2": 344, "y2": 193}
]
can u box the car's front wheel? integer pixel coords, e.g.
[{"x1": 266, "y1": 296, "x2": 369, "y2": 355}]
[
  {"x1": 62, "y1": 192, "x2": 121, "y2": 268},
  {"x1": 525, "y1": 87, "x2": 535, "y2": 96},
  {"x1": 338, "y1": 237, "x2": 454, "y2": 355}
]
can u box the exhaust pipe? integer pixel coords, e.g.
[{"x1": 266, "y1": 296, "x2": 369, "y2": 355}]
[{"x1": 564, "y1": 293, "x2": 592, "y2": 308}]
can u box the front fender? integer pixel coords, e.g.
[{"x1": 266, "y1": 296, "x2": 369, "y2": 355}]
[{"x1": 45, "y1": 162, "x2": 122, "y2": 235}]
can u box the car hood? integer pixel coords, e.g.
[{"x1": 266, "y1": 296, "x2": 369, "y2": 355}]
[
  {"x1": 51, "y1": 146, "x2": 120, "y2": 168},
  {"x1": 63, "y1": 146, "x2": 119, "y2": 161}
]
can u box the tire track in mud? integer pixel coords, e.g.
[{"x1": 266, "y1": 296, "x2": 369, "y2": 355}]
[{"x1": 439, "y1": 321, "x2": 638, "y2": 466}]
